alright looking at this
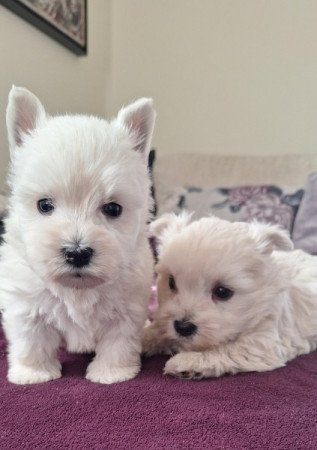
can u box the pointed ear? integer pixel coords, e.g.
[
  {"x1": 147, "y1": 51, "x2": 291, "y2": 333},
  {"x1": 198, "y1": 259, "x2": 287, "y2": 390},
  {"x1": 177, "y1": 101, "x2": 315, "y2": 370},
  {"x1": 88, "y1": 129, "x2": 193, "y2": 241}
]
[
  {"x1": 6, "y1": 86, "x2": 46, "y2": 155},
  {"x1": 249, "y1": 222, "x2": 293, "y2": 254},
  {"x1": 117, "y1": 98, "x2": 156, "y2": 159}
]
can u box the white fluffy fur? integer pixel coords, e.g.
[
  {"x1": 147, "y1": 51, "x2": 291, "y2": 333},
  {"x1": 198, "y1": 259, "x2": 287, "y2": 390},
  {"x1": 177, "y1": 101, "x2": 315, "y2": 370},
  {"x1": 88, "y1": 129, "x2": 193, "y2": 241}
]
[
  {"x1": 0, "y1": 86, "x2": 156, "y2": 384},
  {"x1": 143, "y1": 212, "x2": 317, "y2": 379}
]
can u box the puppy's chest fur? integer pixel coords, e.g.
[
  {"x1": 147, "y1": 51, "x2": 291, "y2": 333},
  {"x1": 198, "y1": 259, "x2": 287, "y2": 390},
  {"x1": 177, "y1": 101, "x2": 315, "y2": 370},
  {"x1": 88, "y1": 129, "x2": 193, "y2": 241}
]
[{"x1": 35, "y1": 287, "x2": 127, "y2": 353}]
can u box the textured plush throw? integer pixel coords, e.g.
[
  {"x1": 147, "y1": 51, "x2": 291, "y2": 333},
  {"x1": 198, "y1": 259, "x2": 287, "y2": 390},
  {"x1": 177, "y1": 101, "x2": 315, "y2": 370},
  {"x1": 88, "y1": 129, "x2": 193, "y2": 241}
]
[{"x1": 0, "y1": 327, "x2": 316, "y2": 449}]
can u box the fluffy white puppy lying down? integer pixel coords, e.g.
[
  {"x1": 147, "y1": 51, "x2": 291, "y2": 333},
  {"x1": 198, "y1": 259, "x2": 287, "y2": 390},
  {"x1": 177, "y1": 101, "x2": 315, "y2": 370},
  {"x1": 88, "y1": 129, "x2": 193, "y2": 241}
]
[{"x1": 143, "y1": 212, "x2": 317, "y2": 379}]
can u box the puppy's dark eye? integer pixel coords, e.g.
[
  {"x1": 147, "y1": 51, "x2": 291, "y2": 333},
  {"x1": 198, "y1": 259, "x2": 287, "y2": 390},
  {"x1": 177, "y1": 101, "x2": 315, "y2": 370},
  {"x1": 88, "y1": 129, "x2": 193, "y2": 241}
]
[
  {"x1": 102, "y1": 202, "x2": 122, "y2": 218},
  {"x1": 169, "y1": 275, "x2": 177, "y2": 292},
  {"x1": 37, "y1": 198, "x2": 54, "y2": 214},
  {"x1": 212, "y1": 285, "x2": 234, "y2": 301}
]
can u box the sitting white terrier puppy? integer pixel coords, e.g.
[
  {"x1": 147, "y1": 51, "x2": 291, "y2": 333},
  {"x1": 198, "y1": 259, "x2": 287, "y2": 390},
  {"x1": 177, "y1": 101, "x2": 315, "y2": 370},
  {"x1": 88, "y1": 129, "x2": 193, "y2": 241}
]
[
  {"x1": 143, "y1": 212, "x2": 317, "y2": 379},
  {"x1": 0, "y1": 86, "x2": 156, "y2": 384}
]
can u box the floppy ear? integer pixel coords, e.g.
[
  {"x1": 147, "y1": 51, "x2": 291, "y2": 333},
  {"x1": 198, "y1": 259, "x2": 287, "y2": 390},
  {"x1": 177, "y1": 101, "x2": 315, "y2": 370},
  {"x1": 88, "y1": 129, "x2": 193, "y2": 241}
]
[
  {"x1": 150, "y1": 211, "x2": 192, "y2": 242},
  {"x1": 6, "y1": 86, "x2": 46, "y2": 156},
  {"x1": 117, "y1": 98, "x2": 156, "y2": 160},
  {"x1": 249, "y1": 221, "x2": 293, "y2": 254}
]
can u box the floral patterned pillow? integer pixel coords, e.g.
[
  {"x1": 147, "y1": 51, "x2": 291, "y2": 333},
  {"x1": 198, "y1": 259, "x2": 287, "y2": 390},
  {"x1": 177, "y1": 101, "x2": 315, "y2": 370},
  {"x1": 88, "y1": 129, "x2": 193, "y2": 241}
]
[
  {"x1": 158, "y1": 185, "x2": 304, "y2": 233},
  {"x1": 292, "y1": 173, "x2": 317, "y2": 253}
]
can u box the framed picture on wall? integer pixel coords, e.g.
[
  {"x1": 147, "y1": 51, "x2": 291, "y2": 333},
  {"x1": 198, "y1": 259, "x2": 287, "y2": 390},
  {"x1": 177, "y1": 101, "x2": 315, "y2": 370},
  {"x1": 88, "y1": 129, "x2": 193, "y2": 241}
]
[{"x1": 0, "y1": 0, "x2": 87, "y2": 55}]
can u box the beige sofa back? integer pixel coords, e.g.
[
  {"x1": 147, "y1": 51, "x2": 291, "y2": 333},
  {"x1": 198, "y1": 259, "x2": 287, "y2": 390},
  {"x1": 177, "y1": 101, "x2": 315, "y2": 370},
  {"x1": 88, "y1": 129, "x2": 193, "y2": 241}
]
[{"x1": 153, "y1": 154, "x2": 317, "y2": 207}]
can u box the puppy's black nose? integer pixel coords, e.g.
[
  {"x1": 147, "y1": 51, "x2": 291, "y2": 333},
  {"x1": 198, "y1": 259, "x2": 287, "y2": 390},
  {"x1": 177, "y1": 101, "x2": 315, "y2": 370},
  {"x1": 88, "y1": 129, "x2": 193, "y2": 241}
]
[
  {"x1": 63, "y1": 247, "x2": 94, "y2": 268},
  {"x1": 174, "y1": 320, "x2": 197, "y2": 337}
]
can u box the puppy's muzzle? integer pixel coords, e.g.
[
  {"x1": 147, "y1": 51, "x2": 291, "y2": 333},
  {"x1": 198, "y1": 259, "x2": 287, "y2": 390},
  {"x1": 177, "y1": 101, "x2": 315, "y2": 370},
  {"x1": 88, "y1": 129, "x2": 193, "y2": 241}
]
[
  {"x1": 174, "y1": 320, "x2": 197, "y2": 337},
  {"x1": 63, "y1": 246, "x2": 94, "y2": 268}
]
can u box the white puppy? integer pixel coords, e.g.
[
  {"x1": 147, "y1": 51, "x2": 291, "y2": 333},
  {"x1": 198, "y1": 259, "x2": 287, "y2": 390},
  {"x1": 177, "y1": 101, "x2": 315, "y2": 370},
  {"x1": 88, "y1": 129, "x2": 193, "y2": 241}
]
[
  {"x1": 0, "y1": 86, "x2": 155, "y2": 384},
  {"x1": 143, "y1": 213, "x2": 317, "y2": 379}
]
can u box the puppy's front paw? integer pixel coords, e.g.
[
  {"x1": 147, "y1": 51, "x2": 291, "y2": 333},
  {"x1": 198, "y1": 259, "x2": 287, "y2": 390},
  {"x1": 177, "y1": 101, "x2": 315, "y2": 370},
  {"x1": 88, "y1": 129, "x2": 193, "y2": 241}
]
[
  {"x1": 8, "y1": 363, "x2": 61, "y2": 385},
  {"x1": 86, "y1": 360, "x2": 140, "y2": 384},
  {"x1": 164, "y1": 352, "x2": 207, "y2": 380}
]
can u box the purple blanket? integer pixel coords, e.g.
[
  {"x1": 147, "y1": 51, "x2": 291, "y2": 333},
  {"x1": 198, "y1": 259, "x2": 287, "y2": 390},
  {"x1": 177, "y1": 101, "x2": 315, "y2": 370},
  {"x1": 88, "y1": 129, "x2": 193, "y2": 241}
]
[{"x1": 0, "y1": 327, "x2": 316, "y2": 449}]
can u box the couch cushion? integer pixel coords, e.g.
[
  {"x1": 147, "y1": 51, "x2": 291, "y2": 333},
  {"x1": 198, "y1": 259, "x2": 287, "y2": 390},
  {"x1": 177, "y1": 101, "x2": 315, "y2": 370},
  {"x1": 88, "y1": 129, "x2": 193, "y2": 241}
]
[{"x1": 292, "y1": 173, "x2": 317, "y2": 254}]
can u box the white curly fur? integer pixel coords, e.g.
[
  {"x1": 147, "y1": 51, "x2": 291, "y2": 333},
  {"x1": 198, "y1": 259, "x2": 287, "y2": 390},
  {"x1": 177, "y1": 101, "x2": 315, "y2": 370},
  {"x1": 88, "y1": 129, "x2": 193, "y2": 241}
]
[{"x1": 143, "y1": 213, "x2": 317, "y2": 379}]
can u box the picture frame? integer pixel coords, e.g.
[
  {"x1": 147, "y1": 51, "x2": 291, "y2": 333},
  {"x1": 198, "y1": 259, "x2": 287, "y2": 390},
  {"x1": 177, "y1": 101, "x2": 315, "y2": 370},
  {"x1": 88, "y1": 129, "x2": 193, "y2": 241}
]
[{"x1": 0, "y1": 0, "x2": 87, "y2": 55}]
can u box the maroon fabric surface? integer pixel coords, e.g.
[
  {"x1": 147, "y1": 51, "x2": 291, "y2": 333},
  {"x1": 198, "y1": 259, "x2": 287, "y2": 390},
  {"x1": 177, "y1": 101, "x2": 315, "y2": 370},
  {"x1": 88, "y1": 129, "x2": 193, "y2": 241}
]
[{"x1": 0, "y1": 327, "x2": 316, "y2": 450}]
